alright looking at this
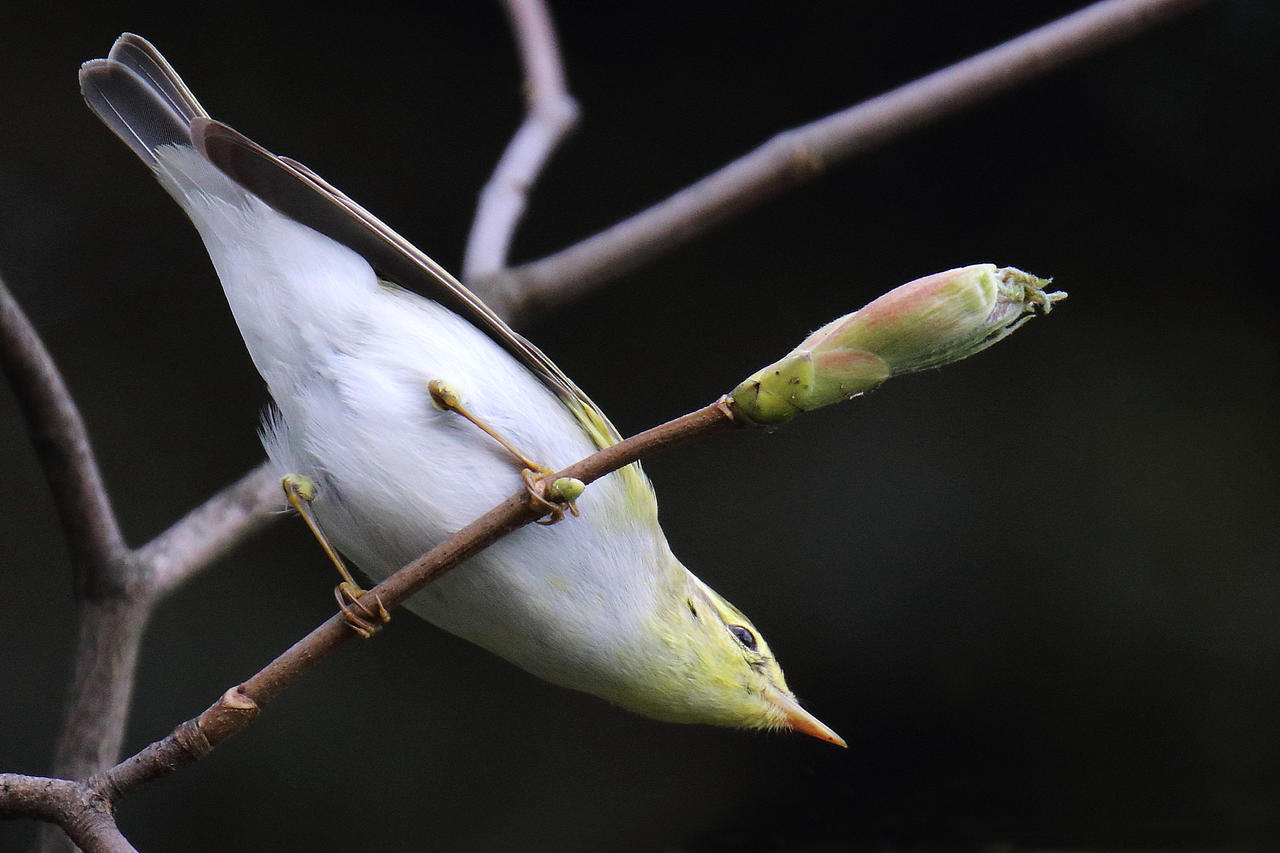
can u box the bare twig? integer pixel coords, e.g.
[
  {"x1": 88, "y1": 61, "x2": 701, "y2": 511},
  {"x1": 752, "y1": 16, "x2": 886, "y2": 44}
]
[
  {"x1": 139, "y1": 462, "x2": 281, "y2": 593},
  {"x1": 97, "y1": 398, "x2": 741, "y2": 798},
  {"x1": 0, "y1": 275, "x2": 127, "y2": 594},
  {"x1": 463, "y1": 0, "x2": 579, "y2": 291},
  {"x1": 47, "y1": 596, "x2": 150, "y2": 779},
  {"x1": 474, "y1": 0, "x2": 1214, "y2": 324}
]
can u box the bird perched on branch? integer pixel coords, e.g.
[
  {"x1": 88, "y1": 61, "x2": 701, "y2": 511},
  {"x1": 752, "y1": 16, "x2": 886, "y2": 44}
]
[{"x1": 80, "y1": 33, "x2": 842, "y2": 745}]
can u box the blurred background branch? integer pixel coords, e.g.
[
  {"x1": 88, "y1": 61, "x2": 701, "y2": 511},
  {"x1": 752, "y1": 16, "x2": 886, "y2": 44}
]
[
  {"x1": 463, "y1": 0, "x2": 579, "y2": 285},
  {"x1": 473, "y1": 0, "x2": 1213, "y2": 325}
]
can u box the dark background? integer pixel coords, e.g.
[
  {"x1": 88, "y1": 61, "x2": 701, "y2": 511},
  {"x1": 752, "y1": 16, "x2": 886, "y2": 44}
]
[{"x1": 2, "y1": 2, "x2": 1277, "y2": 850}]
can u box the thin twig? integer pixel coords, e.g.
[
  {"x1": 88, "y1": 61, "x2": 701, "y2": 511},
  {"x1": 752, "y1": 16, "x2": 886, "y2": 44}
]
[
  {"x1": 139, "y1": 462, "x2": 282, "y2": 593},
  {"x1": 474, "y1": 0, "x2": 1213, "y2": 324},
  {"x1": 0, "y1": 275, "x2": 128, "y2": 594},
  {"x1": 95, "y1": 399, "x2": 742, "y2": 797},
  {"x1": 463, "y1": 0, "x2": 579, "y2": 291}
]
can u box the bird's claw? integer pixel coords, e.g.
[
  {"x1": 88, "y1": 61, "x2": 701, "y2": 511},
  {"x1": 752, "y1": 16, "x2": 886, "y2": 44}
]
[
  {"x1": 335, "y1": 581, "x2": 390, "y2": 639},
  {"x1": 523, "y1": 468, "x2": 580, "y2": 525}
]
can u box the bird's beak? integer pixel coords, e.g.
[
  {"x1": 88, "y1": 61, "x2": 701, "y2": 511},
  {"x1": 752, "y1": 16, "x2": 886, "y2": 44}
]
[{"x1": 768, "y1": 689, "x2": 846, "y2": 748}]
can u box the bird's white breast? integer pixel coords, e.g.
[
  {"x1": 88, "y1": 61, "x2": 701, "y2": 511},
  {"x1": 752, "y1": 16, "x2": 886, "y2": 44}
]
[{"x1": 154, "y1": 146, "x2": 677, "y2": 692}]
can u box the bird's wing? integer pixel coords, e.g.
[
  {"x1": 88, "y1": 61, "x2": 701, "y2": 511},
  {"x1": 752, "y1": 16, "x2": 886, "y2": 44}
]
[{"x1": 192, "y1": 116, "x2": 626, "y2": 459}]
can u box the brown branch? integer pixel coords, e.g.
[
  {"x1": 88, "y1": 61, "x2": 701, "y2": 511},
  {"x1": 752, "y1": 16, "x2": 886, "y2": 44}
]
[
  {"x1": 1, "y1": 274, "x2": 150, "y2": 853},
  {"x1": 3, "y1": 401, "x2": 739, "y2": 844},
  {"x1": 79, "y1": 256, "x2": 1063, "y2": 798},
  {"x1": 95, "y1": 399, "x2": 742, "y2": 796},
  {"x1": 475, "y1": 0, "x2": 1214, "y2": 324},
  {"x1": 1, "y1": 774, "x2": 138, "y2": 853},
  {"x1": 28, "y1": 473, "x2": 279, "y2": 853},
  {"x1": 463, "y1": 0, "x2": 579, "y2": 292}
]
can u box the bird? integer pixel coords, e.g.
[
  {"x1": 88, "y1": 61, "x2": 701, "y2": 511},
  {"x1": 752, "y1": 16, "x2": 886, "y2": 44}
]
[{"x1": 79, "y1": 33, "x2": 843, "y2": 746}]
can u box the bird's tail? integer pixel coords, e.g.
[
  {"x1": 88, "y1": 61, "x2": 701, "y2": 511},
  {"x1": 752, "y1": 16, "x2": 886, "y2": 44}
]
[
  {"x1": 79, "y1": 33, "x2": 207, "y2": 167},
  {"x1": 79, "y1": 34, "x2": 382, "y2": 402}
]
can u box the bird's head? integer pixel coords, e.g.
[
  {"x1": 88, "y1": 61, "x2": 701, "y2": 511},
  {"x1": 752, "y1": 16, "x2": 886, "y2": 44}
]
[{"x1": 607, "y1": 571, "x2": 845, "y2": 747}]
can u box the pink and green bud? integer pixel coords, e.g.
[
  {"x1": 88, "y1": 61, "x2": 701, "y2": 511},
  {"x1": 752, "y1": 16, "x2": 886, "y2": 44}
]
[{"x1": 730, "y1": 264, "x2": 1064, "y2": 424}]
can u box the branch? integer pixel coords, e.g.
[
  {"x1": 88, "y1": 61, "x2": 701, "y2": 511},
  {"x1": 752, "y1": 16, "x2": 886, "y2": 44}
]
[
  {"x1": 2, "y1": 274, "x2": 280, "y2": 853},
  {"x1": 0, "y1": 274, "x2": 127, "y2": 595},
  {"x1": 139, "y1": 462, "x2": 282, "y2": 593},
  {"x1": 3, "y1": 401, "x2": 741, "y2": 841},
  {"x1": 474, "y1": 0, "x2": 1213, "y2": 324},
  {"x1": 1, "y1": 272, "x2": 162, "y2": 853},
  {"x1": 462, "y1": 0, "x2": 579, "y2": 290},
  {"x1": 96, "y1": 399, "x2": 742, "y2": 798},
  {"x1": 34, "y1": 469, "x2": 278, "y2": 809},
  {"x1": 0, "y1": 774, "x2": 138, "y2": 853}
]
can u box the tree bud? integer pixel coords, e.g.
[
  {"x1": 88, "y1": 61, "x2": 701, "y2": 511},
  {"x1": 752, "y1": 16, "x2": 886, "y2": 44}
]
[{"x1": 731, "y1": 264, "x2": 1064, "y2": 424}]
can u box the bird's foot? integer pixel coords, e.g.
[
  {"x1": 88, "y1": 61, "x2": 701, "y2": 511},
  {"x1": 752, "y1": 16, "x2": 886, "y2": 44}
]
[
  {"x1": 427, "y1": 378, "x2": 586, "y2": 522},
  {"x1": 283, "y1": 473, "x2": 375, "y2": 617},
  {"x1": 334, "y1": 581, "x2": 390, "y2": 639},
  {"x1": 523, "y1": 469, "x2": 583, "y2": 525}
]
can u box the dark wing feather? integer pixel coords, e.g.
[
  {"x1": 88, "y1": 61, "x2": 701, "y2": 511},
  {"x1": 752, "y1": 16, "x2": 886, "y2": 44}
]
[{"x1": 192, "y1": 118, "x2": 622, "y2": 450}]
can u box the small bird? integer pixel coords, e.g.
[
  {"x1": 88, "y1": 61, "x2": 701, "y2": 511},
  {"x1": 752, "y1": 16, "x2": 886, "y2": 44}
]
[{"x1": 80, "y1": 34, "x2": 843, "y2": 745}]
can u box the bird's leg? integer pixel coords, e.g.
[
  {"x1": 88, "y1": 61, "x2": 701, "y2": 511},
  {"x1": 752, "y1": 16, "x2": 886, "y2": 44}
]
[
  {"x1": 281, "y1": 474, "x2": 389, "y2": 638},
  {"x1": 428, "y1": 379, "x2": 548, "y2": 472},
  {"x1": 427, "y1": 379, "x2": 580, "y2": 524}
]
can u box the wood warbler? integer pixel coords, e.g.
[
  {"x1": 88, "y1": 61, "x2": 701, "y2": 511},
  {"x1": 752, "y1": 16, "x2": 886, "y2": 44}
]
[{"x1": 80, "y1": 34, "x2": 843, "y2": 746}]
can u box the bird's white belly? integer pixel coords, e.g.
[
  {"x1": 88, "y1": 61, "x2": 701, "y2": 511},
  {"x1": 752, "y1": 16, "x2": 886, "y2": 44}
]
[{"x1": 262, "y1": 291, "x2": 667, "y2": 693}]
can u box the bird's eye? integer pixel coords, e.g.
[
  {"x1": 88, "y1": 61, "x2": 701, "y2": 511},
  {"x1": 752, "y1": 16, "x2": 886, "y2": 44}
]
[{"x1": 728, "y1": 624, "x2": 758, "y2": 651}]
